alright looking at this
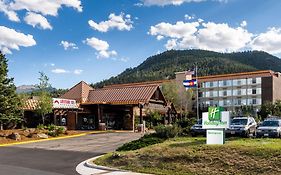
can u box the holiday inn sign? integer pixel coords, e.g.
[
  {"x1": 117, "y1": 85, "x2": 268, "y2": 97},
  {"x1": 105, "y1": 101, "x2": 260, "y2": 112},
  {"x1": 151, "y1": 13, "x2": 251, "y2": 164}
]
[
  {"x1": 202, "y1": 107, "x2": 228, "y2": 128},
  {"x1": 202, "y1": 107, "x2": 230, "y2": 144}
]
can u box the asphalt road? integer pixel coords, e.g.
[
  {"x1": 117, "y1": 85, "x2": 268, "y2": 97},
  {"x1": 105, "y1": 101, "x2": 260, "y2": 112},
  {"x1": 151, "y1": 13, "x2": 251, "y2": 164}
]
[{"x1": 0, "y1": 132, "x2": 142, "y2": 175}]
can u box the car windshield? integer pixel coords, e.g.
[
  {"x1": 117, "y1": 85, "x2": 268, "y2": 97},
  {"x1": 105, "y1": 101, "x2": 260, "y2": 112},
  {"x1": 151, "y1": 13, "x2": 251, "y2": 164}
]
[
  {"x1": 231, "y1": 119, "x2": 248, "y2": 125},
  {"x1": 261, "y1": 120, "x2": 280, "y2": 127}
]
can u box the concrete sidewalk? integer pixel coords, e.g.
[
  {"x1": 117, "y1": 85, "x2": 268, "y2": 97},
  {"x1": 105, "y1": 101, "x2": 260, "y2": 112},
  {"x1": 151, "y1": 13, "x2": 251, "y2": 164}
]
[{"x1": 76, "y1": 156, "x2": 151, "y2": 175}]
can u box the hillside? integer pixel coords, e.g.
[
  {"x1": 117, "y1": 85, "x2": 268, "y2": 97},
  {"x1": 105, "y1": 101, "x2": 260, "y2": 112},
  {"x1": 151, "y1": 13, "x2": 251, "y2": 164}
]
[{"x1": 93, "y1": 50, "x2": 281, "y2": 88}]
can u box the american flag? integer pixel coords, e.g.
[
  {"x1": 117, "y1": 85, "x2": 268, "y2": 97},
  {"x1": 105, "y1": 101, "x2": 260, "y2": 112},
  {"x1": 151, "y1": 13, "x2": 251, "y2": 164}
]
[{"x1": 183, "y1": 79, "x2": 197, "y2": 88}]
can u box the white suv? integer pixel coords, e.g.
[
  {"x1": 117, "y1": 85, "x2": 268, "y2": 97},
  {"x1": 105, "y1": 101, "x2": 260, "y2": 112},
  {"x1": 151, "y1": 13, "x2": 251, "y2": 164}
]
[{"x1": 226, "y1": 117, "x2": 257, "y2": 137}]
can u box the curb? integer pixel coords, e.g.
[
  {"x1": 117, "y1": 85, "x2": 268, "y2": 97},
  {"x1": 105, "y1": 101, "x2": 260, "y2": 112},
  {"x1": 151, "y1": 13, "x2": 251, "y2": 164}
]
[
  {"x1": 84, "y1": 155, "x2": 126, "y2": 172},
  {"x1": 82, "y1": 155, "x2": 152, "y2": 175},
  {"x1": 0, "y1": 130, "x2": 114, "y2": 147}
]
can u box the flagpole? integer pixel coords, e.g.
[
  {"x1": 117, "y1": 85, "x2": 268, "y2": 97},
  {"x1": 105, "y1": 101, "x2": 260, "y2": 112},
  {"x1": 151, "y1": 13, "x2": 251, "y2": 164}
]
[{"x1": 196, "y1": 64, "x2": 199, "y2": 121}]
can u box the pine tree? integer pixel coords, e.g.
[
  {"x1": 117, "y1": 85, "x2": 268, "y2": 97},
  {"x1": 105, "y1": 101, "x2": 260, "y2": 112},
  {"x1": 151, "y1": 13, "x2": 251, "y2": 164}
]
[{"x1": 0, "y1": 53, "x2": 23, "y2": 130}]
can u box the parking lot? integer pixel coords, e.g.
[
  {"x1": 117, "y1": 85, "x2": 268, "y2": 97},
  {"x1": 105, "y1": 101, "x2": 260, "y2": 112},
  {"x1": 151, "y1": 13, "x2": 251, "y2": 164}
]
[{"x1": 0, "y1": 132, "x2": 142, "y2": 175}]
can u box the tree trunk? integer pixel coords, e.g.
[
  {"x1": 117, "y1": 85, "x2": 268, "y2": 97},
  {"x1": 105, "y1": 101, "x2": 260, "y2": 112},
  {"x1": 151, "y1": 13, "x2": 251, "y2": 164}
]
[
  {"x1": 42, "y1": 115, "x2": 45, "y2": 125},
  {"x1": 0, "y1": 122, "x2": 3, "y2": 130}
]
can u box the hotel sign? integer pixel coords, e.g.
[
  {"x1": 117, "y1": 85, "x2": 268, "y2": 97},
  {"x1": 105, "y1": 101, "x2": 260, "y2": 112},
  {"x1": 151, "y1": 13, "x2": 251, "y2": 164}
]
[
  {"x1": 52, "y1": 98, "x2": 77, "y2": 109},
  {"x1": 202, "y1": 107, "x2": 230, "y2": 129},
  {"x1": 202, "y1": 107, "x2": 230, "y2": 145}
]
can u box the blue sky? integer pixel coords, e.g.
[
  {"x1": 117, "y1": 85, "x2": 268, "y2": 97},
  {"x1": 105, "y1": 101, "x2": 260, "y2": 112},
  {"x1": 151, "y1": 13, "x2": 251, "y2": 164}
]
[{"x1": 1, "y1": 0, "x2": 281, "y2": 88}]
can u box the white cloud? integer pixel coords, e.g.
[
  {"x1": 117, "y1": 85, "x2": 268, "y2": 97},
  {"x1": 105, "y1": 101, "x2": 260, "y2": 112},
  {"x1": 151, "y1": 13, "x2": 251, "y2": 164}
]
[
  {"x1": 50, "y1": 63, "x2": 55, "y2": 67},
  {"x1": 139, "y1": 0, "x2": 226, "y2": 6},
  {"x1": 195, "y1": 22, "x2": 252, "y2": 52},
  {"x1": 84, "y1": 37, "x2": 117, "y2": 58},
  {"x1": 73, "y1": 69, "x2": 83, "y2": 75},
  {"x1": 0, "y1": 25, "x2": 36, "y2": 54},
  {"x1": 184, "y1": 14, "x2": 195, "y2": 20},
  {"x1": 149, "y1": 20, "x2": 252, "y2": 52},
  {"x1": 51, "y1": 68, "x2": 69, "y2": 74},
  {"x1": 51, "y1": 68, "x2": 83, "y2": 75},
  {"x1": 120, "y1": 57, "x2": 129, "y2": 62},
  {"x1": 0, "y1": 0, "x2": 20, "y2": 22},
  {"x1": 10, "y1": 0, "x2": 82, "y2": 16},
  {"x1": 251, "y1": 28, "x2": 281, "y2": 54},
  {"x1": 88, "y1": 12, "x2": 133, "y2": 32},
  {"x1": 240, "y1": 20, "x2": 247, "y2": 27},
  {"x1": 60, "y1": 40, "x2": 78, "y2": 50},
  {"x1": 156, "y1": 35, "x2": 164, "y2": 40},
  {"x1": 149, "y1": 21, "x2": 200, "y2": 39},
  {"x1": 24, "y1": 12, "x2": 52, "y2": 30}
]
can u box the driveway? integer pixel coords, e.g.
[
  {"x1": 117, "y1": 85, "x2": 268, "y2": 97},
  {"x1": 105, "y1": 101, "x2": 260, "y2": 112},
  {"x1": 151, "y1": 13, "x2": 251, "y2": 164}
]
[{"x1": 0, "y1": 132, "x2": 142, "y2": 175}]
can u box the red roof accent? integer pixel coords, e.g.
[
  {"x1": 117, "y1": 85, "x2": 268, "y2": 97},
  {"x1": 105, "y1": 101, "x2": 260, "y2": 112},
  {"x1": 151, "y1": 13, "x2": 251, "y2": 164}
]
[
  {"x1": 60, "y1": 81, "x2": 93, "y2": 103},
  {"x1": 22, "y1": 99, "x2": 39, "y2": 111}
]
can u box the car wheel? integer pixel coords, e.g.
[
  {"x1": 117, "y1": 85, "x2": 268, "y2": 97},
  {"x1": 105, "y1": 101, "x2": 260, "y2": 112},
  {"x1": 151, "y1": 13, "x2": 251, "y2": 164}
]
[{"x1": 245, "y1": 130, "x2": 250, "y2": 138}]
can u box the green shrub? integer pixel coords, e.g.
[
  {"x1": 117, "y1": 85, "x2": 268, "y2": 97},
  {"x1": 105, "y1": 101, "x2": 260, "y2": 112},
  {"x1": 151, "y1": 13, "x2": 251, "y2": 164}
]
[
  {"x1": 176, "y1": 118, "x2": 196, "y2": 129},
  {"x1": 155, "y1": 125, "x2": 181, "y2": 139},
  {"x1": 37, "y1": 124, "x2": 45, "y2": 130},
  {"x1": 56, "y1": 127, "x2": 65, "y2": 135},
  {"x1": 117, "y1": 134, "x2": 165, "y2": 151},
  {"x1": 176, "y1": 118, "x2": 197, "y2": 136},
  {"x1": 47, "y1": 131, "x2": 58, "y2": 137},
  {"x1": 46, "y1": 124, "x2": 56, "y2": 131}
]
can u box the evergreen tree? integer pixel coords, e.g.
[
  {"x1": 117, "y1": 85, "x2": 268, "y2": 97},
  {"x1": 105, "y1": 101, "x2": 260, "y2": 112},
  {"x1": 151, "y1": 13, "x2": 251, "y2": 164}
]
[{"x1": 0, "y1": 53, "x2": 23, "y2": 130}]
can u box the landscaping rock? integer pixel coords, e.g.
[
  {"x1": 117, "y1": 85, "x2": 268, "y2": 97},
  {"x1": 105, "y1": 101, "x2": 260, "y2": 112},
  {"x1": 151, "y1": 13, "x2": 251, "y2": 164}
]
[
  {"x1": 37, "y1": 133, "x2": 49, "y2": 139},
  {"x1": 9, "y1": 132, "x2": 21, "y2": 141}
]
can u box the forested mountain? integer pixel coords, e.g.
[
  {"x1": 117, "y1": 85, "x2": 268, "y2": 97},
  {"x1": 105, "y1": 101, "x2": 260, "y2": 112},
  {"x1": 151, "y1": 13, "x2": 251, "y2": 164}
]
[{"x1": 92, "y1": 50, "x2": 281, "y2": 88}]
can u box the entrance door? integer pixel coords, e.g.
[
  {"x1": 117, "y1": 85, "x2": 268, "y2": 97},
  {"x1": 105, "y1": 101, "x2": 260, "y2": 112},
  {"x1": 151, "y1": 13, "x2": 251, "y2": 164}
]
[{"x1": 67, "y1": 112, "x2": 77, "y2": 130}]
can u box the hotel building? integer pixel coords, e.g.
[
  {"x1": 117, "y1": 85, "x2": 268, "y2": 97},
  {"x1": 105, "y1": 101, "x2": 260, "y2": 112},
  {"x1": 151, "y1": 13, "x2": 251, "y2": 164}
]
[{"x1": 176, "y1": 70, "x2": 281, "y2": 112}]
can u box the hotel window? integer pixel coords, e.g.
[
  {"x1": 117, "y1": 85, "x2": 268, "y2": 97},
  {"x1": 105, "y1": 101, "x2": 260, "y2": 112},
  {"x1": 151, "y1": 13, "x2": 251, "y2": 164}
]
[
  {"x1": 233, "y1": 80, "x2": 238, "y2": 86},
  {"x1": 252, "y1": 98, "x2": 257, "y2": 105},
  {"x1": 240, "y1": 79, "x2": 247, "y2": 85},
  {"x1": 210, "y1": 91, "x2": 213, "y2": 97},
  {"x1": 237, "y1": 80, "x2": 241, "y2": 85},
  {"x1": 252, "y1": 78, "x2": 257, "y2": 84},
  {"x1": 237, "y1": 89, "x2": 242, "y2": 95},
  {"x1": 205, "y1": 82, "x2": 210, "y2": 88},
  {"x1": 223, "y1": 90, "x2": 227, "y2": 96},
  {"x1": 205, "y1": 91, "x2": 210, "y2": 97},
  {"x1": 256, "y1": 77, "x2": 262, "y2": 84},
  {"x1": 241, "y1": 98, "x2": 247, "y2": 105},
  {"x1": 248, "y1": 98, "x2": 254, "y2": 105},
  {"x1": 237, "y1": 98, "x2": 242, "y2": 105},
  {"x1": 252, "y1": 89, "x2": 257, "y2": 95},
  {"x1": 223, "y1": 99, "x2": 227, "y2": 106}
]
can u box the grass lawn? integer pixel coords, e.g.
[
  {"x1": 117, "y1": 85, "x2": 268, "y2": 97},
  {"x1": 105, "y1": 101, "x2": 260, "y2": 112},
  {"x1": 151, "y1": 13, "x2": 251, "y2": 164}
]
[{"x1": 95, "y1": 137, "x2": 281, "y2": 175}]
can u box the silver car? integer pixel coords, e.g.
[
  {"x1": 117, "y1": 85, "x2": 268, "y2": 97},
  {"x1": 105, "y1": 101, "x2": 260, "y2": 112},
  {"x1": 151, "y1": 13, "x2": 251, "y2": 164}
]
[
  {"x1": 226, "y1": 117, "x2": 257, "y2": 137},
  {"x1": 256, "y1": 118, "x2": 281, "y2": 138}
]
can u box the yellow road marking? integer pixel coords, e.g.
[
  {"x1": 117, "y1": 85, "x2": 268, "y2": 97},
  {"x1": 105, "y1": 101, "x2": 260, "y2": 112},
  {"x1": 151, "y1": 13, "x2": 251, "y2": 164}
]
[{"x1": 0, "y1": 130, "x2": 116, "y2": 147}]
